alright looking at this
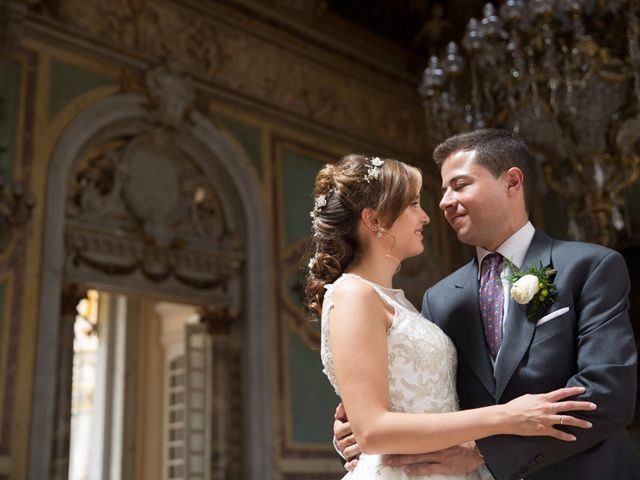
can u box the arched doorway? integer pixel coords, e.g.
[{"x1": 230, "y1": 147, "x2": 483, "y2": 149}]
[{"x1": 28, "y1": 67, "x2": 273, "y2": 480}]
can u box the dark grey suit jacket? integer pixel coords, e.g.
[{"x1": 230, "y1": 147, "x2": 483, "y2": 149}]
[{"x1": 422, "y1": 230, "x2": 640, "y2": 480}]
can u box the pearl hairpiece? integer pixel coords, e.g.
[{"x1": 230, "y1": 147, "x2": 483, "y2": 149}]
[{"x1": 362, "y1": 157, "x2": 384, "y2": 183}]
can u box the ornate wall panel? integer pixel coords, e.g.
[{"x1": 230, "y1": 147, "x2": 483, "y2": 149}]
[{"x1": 1, "y1": 1, "x2": 464, "y2": 479}]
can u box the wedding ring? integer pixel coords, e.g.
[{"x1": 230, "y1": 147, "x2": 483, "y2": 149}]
[{"x1": 560, "y1": 415, "x2": 565, "y2": 425}]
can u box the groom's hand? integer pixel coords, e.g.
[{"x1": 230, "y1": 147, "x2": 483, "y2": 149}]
[
  {"x1": 384, "y1": 442, "x2": 484, "y2": 476},
  {"x1": 334, "y1": 403, "x2": 361, "y2": 471}
]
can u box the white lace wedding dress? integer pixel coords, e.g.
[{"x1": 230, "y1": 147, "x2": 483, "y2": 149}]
[{"x1": 321, "y1": 273, "x2": 482, "y2": 480}]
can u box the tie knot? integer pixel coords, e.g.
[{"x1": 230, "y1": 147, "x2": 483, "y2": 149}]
[{"x1": 483, "y1": 252, "x2": 503, "y2": 269}]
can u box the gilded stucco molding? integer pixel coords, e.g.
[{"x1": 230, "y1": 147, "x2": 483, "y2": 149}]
[{"x1": 26, "y1": 0, "x2": 428, "y2": 157}]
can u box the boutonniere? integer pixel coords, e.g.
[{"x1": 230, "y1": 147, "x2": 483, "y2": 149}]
[{"x1": 504, "y1": 258, "x2": 558, "y2": 319}]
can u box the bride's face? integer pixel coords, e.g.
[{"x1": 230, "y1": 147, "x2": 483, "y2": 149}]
[{"x1": 387, "y1": 195, "x2": 431, "y2": 260}]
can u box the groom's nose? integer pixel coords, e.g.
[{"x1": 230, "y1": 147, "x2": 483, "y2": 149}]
[{"x1": 439, "y1": 190, "x2": 456, "y2": 211}]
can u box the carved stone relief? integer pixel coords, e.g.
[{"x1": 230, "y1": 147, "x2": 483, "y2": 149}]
[
  {"x1": 64, "y1": 66, "x2": 244, "y2": 297},
  {"x1": 31, "y1": 0, "x2": 427, "y2": 155}
]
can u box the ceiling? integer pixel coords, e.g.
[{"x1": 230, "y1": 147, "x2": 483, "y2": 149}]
[{"x1": 325, "y1": 0, "x2": 493, "y2": 57}]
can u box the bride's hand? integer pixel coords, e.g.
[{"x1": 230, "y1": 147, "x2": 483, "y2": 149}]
[
  {"x1": 500, "y1": 386, "x2": 596, "y2": 441},
  {"x1": 334, "y1": 403, "x2": 361, "y2": 470}
]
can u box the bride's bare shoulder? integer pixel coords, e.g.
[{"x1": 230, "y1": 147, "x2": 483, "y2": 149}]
[{"x1": 332, "y1": 275, "x2": 381, "y2": 308}]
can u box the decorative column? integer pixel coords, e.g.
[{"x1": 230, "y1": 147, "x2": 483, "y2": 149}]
[
  {"x1": 199, "y1": 305, "x2": 241, "y2": 480},
  {"x1": 49, "y1": 284, "x2": 87, "y2": 480}
]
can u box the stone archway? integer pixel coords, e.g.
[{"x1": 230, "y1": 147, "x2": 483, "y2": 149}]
[{"x1": 28, "y1": 67, "x2": 273, "y2": 480}]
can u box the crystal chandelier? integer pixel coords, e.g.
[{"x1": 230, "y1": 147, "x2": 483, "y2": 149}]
[{"x1": 420, "y1": 0, "x2": 640, "y2": 246}]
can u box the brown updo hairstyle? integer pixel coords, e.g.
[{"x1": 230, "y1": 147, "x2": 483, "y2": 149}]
[{"x1": 304, "y1": 154, "x2": 422, "y2": 319}]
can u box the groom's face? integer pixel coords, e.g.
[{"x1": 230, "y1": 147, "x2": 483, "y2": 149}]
[{"x1": 439, "y1": 149, "x2": 512, "y2": 251}]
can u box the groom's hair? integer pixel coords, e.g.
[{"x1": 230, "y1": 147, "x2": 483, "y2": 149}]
[{"x1": 433, "y1": 128, "x2": 536, "y2": 212}]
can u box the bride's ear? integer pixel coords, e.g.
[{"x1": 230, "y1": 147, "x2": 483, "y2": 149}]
[{"x1": 361, "y1": 208, "x2": 379, "y2": 233}]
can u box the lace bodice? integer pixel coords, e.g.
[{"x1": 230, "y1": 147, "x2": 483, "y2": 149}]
[
  {"x1": 321, "y1": 274, "x2": 483, "y2": 480},
  {"x1": 321, "y1": 273, "x2": 459, "y2": 414}
]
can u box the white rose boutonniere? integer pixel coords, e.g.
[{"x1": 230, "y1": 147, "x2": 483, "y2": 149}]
[
  {"x1": 511, "y1": 274, "x2": 540, "y2": 304},
  {"x1": 505, "y1": 259, "x2": 558, "y2": 320}
]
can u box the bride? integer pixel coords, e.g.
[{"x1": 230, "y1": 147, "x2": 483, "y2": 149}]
[{"x1": 304, "y1": 154, "x2": 595, "y2": 479}]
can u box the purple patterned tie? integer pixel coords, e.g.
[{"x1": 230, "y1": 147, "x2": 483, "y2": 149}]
[{"x1": 480, "y1": 253, "x2": 504, "y2": 358}]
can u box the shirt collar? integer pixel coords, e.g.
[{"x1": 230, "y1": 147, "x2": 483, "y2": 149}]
[{"x1": 476, "y1": 221, "x2": 535, "y2": 279}]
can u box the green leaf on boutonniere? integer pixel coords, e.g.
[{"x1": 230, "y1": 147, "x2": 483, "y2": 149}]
[{"x1": 503, "y1": 258, "x2": 558, "y2": 320}]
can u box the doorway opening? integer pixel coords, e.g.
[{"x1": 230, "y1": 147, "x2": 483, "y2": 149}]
[{"x1": 67, "y1": 291, "x2": 228, "y2": 480}]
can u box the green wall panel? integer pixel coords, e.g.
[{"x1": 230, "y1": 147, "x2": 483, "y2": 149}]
[
  {"x1": 0, "y1": 60, "x2": 20, "y2": 182},
  {"x1": 288, "y1": 331, "x2": 336, "y2": 445},
  {"x1": 49, "y1": 59, "x2": 112, "y2": 120},
  {"x1": 282, "y1": 151, "x2": 321, "y2": 247},
  {"x1": 286, "y1": 270, "x2": 304, "y2": 309},
  {"x1": 216, "y1": 115, "x2": 262, "y2": 178}
]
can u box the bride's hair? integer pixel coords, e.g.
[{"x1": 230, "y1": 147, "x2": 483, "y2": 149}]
[{"x1": 304, "y1": 154, "x2": 422, "y2": 319}]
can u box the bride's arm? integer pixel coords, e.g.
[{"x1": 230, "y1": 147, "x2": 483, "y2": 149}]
[{"x1": 330, "y1": 279, "x2": 594, "y2": 455}]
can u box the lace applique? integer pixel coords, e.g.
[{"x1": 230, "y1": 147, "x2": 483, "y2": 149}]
[{"x1": 321, "y1": 274, "x2": 459, "y2": 414}]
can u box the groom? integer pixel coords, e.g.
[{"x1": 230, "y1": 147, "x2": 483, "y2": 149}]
[{"x1": 334, "y1": 129, "x2": 640, "y2": 479}]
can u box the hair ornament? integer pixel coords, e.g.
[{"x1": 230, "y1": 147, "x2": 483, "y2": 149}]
[
  {"x1": 310, "y1": 188, "x2": 336, "y2": 219},
  {"x1": 308, "y1": 254, "x2": 317, "y2": 271},
  {"x1": 363, "y1": 156, "x2": 384, "y2": 182}
]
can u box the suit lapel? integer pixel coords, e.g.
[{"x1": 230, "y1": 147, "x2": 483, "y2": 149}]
[
  {"x1": 494, "y1": 231, "x2": 553, "y2": 401},
  {"x1": 449, "y1": 261, "x2": 496, "y2": 398}
]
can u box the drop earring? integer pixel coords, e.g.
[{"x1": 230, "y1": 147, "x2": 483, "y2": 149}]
[{"x1": 375, "y1": 227, "x2": 383, "y2": 239}]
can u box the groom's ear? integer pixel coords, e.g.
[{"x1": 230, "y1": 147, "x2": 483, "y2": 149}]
[{"x1": 505, "y1": 167, "x2": 524, "y2": 195}]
